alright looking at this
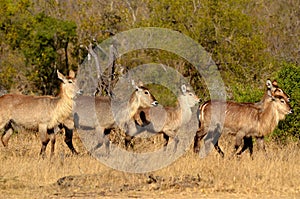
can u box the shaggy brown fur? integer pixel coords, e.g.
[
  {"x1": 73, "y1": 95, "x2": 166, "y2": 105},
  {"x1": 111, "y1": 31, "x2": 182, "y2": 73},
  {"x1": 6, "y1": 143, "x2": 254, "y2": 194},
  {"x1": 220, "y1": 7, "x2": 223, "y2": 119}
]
[
  {"x1": 194, "y1": 80, "x2": 292, "y2": 157},
  {"x1": 133, "y1": 85, "x2": 200, "y2": 151},
  {"x1": 0, "y1": 70, "x2": 79, "y2": 157},
  {"x1": 73, "y1": 82, "x2": 158, "y2": 153}
]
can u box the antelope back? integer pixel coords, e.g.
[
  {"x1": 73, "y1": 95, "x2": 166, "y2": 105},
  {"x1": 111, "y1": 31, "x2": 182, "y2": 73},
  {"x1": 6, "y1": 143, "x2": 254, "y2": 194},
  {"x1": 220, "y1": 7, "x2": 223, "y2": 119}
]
[
  {"x1": 78, "y1": 84, "x2": 158, "y2": 130},
  {"x1": 134, "y1": 84, "x2": 199, "y2": 131},
  {"x1": 0, "y1": 70, "x2": 78, "y2": 131}
]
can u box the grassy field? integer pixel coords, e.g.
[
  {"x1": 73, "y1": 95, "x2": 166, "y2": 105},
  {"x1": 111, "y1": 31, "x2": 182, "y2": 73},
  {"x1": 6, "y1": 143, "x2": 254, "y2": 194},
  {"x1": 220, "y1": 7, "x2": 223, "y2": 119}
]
[{"x1": 0, "y1": 130, "x2": 299, "y2": 199}]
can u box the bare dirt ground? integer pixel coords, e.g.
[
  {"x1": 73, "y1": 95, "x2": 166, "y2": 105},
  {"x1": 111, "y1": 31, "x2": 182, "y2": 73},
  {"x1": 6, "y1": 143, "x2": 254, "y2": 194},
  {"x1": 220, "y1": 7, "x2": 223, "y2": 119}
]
[{"x1": 0, "y1": 130, "x2": 299, "y2": 199}]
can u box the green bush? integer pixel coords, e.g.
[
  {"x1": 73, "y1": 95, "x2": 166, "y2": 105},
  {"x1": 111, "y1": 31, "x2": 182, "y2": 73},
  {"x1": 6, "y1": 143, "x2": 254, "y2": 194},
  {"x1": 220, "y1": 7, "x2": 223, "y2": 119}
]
[
  {"x1": 271, "y1": 62, "x2": 300, "y2": 142},
  {"x1": 231, "y1": 83, "x2": 264, "y2": 103}
]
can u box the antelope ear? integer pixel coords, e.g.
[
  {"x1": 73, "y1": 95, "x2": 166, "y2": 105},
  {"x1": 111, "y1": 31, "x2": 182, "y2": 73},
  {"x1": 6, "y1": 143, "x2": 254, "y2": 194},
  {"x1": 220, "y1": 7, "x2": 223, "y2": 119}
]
[
  {"x1": 131, "y1": 79, "x2": 135, "y2": 87},
  {"x1": 267, "y1": 89, "x2": 276, "y2": 100},
  {"x1": 272, "y1": 80, "x2": 278, "y2": 87},
  {"x1": 267, "y1": 89, "x2": 276, "y2": 101},
  {"x1": 131, "y1": 80, "x2": 141, "y2": 91},
  {"x1": 181, "y1": 84, "x2": 187, "y2": 94},
  {"x1": 266, "y1": 79, "x2": 273, "y2": 90},
  {"x1": 132, "y1": 80, "x2": 144, "y2": 91},
  {"x1": 267, "y1": 89, "x2": 272, "y2": 97},
  {"x1": 137, "y1": 80, "x2": 144, "y2": 87},
  {"x1": 57, "y1": 70, "x2": 66, "y2": 82},
  {"x1": 69, "y1": 70, "x2": 75, "y2": 78}
]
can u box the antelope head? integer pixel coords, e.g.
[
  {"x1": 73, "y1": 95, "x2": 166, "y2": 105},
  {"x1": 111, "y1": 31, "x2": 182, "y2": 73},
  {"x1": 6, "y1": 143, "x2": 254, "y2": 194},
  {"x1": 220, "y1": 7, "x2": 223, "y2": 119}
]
[
  {"x1": 180, "y1": 84, "x2": 200, "y2": 107},
  {"x1": 57, "y1": 70, "x2": 81, "y2": 99},
  {"x1": 132, "y1": 81, "x2": 158, "y2": 108}
]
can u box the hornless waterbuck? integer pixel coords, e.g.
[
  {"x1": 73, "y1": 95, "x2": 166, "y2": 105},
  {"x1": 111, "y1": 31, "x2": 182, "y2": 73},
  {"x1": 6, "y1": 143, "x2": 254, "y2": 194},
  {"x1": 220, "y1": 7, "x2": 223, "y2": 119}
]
[
  {"x1": 73, "y1": 81, "x2": 158, "y2": 153},
  {"x1": 193, "y1": 80, "x2": 292, "y2": 157},
  {"x1": 133, "y1": 84, "x2": 200, "y2": 151},
  {"x1": 0, "y1": 70, "x2": 80, "y2": 158},
  {"x1": 237, "y1": 80, "x2": 290, "y2": 156}
]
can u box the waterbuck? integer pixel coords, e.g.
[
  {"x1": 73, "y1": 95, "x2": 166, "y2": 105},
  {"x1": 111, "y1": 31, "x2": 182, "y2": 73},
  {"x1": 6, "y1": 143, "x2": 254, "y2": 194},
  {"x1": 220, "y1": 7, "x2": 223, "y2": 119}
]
[
  {"x1": 133, "y1": 84, "x2": 200, "y2": 151},
  {"x1": 193, "y1": 80, "x2": 292, "y2": 157},
  {"x1": 73, "y1": 81, "x2": 158, "y2": 153},
  {"x1": 0, "y1": 70, "x2": 79, "y2": 157},
  {"x1": 237, "y1": 80, "x2": 290, "y2": 156}
]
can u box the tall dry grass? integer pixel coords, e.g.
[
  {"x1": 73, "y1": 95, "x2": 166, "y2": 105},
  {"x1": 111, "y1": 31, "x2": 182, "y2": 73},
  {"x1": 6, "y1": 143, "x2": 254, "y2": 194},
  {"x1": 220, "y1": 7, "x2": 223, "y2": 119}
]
[{"x1": 0, "y1": 130, "x2": 299, "y2": 198}]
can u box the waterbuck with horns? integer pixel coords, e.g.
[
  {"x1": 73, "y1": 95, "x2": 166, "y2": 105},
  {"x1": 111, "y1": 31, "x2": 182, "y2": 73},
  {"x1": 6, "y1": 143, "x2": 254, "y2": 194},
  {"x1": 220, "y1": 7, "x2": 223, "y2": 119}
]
[
  {"x1": 132, "y1": 84, "x2": 200, "y2": 151},
  {"x1": 0, "y1": 70, "x2": 80, "y2": 158},
  {"x1": 73, "y1": 81, "x2": 158, "y2": 153},
  {"x1": 193, "y1": 80, "x2": 292, "y2": 157}
]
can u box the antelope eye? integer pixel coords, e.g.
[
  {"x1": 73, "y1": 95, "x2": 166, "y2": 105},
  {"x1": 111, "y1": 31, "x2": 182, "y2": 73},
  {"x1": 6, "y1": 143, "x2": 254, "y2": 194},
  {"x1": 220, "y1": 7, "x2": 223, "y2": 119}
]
[
  {"x1": 144, "y1": 91, "x2": 149, "y2": 95},
  {"x1": 189, "y1": 93, "x2": 193, "y2": 96},
  {"x1": 68, "y1": 80, "x2": 73, "y2": 83},
  {"x1": 280, "y1": 99, "x2": 285, "y2": 104}
]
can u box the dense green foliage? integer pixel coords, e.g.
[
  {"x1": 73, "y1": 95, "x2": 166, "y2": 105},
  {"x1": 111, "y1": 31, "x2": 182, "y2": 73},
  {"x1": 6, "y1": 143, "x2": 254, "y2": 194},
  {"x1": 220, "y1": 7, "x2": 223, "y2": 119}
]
[
  {"x1": 0, "y1": 0, "x2": 77, "y2": 94},
  {"x1": 272, "y1": 63, "x2": 300, "y2": 142},
  {"x1": 0, "y1": 0, "x2": 299, "y2": 140}
]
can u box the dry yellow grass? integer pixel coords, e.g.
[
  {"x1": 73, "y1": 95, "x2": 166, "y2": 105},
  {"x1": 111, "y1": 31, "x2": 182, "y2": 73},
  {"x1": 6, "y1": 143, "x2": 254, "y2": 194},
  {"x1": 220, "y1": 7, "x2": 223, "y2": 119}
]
[{"x1": 0, "y1": 130, "x2": 299, "y2": 199}]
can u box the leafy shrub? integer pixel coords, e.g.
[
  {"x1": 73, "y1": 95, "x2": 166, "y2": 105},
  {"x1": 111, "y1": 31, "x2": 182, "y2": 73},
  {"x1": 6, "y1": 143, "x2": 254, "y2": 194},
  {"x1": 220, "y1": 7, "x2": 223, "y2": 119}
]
[{"x1": 271, "y1": 62, "x2": 300, "y2": 142}]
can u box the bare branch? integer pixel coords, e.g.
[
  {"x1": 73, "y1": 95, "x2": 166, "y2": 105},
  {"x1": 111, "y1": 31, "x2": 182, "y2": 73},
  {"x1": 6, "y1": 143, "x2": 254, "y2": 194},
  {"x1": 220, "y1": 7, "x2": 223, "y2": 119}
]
[
  {"x1": 107, "y1": 44, "x2": 117, "y2": 97},
  {"x1": 125, "y1": 0, "x2": 136, "y2": 24},
  {"x1": 87, "y1": 43, "x2": 102, "y2": 80}
]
